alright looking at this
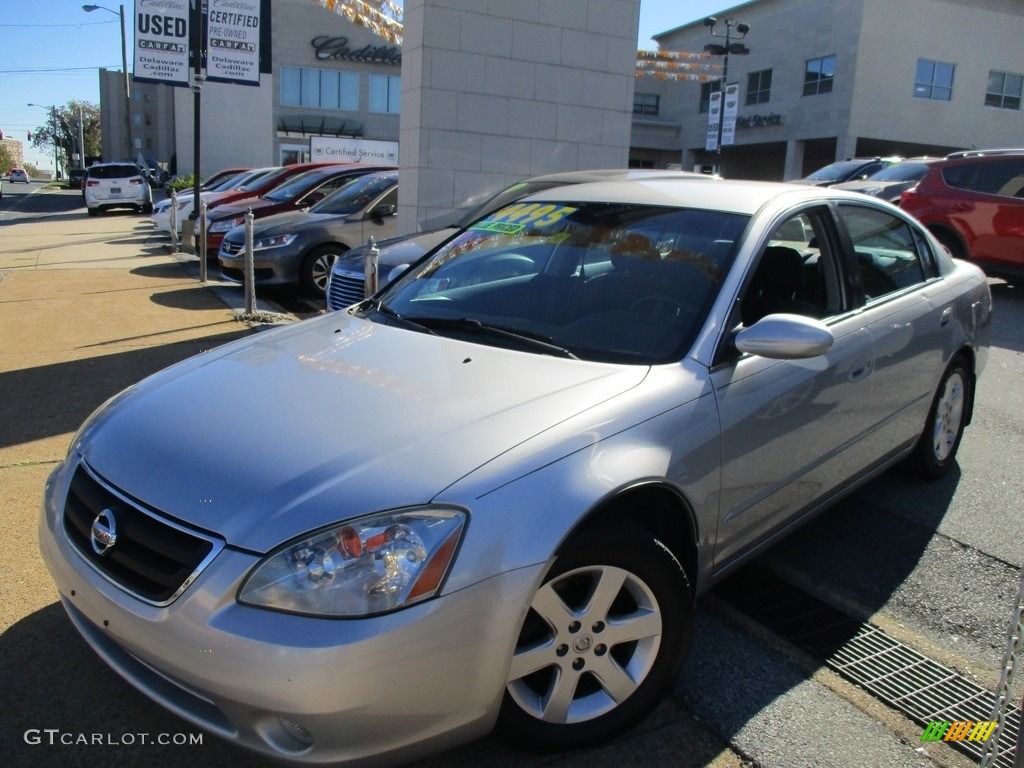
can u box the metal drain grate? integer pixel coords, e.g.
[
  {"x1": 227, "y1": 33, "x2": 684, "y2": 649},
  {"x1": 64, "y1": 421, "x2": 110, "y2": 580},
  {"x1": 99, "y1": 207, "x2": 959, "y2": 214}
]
[{"x1": 714, "y1": 566, "x2": 1019, "y2": 767}]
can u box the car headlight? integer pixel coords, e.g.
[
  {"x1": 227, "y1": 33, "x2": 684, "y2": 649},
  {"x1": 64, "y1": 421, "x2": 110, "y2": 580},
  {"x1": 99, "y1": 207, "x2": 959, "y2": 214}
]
[
  {"x1": 239, "y1": 507, "x2": 467, "y2": 617},
  {"x1": 252, "y1": 233, "x2": 298, "y2": 251},
  {"x1": 210, "y1": 216, "x2": 245, "y2": 233}
]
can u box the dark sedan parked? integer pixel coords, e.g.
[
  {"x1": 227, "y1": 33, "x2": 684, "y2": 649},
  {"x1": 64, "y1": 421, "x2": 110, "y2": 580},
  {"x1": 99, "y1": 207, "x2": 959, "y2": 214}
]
[
  {"x1": 201, "y1": 164, "x2": 392, "y2": 255},
  {"x1": 218, "y1": 171, "x2": 399, "y2": 296}
]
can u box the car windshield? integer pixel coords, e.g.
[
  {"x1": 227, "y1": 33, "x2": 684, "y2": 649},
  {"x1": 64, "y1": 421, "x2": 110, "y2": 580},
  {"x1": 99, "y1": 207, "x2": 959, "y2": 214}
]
[
  {"x1": 235, "y1": 168, "x2": 281, "y2": 191},
  {"x1": 89, "y1": 164, "x2": 141, "y2": 179},
  {"x1": 310, "y1": 173, "x2": 397, "y2": 215},
  {"x1": 207, "y1": 171, "x2": 255, "y2": 191},
  {"x1": 805, "y1": 161, "x2": 869, "y2": 181},
  {"x1": 263, "y1": 168, "x2": 331, "y2": 202},
  {"x1": 454, "y1": 180, "x2": 577, "y2": 228},
  {"x1": 369, "y1": 201, "x2": 747, "y2": 364},
  {"x1": 864, "y1": 162, "x2": 933, "y2": 182}
]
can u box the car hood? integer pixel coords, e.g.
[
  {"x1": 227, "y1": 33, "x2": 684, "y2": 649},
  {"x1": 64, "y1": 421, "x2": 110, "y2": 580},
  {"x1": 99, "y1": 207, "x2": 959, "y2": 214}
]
[
  {"x1": 224, "y1": 211, "x2": 337, "y2": 241},
  {"x1": 77, "y1": 313, "x2": 647, "y2": 552},
  {"x1": 209, "y1": 197, "x2": 280, "y2": 219}
]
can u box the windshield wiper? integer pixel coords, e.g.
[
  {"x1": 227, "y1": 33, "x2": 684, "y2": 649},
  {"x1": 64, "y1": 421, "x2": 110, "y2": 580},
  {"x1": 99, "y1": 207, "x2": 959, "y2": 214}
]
[
  {"x1": 408, "y1": 317, "x2": 578, "y2": 359},
  {"x1": 356, "y1": 299, "x2": 436, "y2": 335}
]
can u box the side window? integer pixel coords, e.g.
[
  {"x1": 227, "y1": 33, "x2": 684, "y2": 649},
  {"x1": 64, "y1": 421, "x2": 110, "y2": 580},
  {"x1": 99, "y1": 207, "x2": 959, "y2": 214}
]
[
  {"x1": 942, "y1": 159, "x2": 1024, "y2": 198},
  {"x1": 740, "y1": 208, "x2": 841, "y2": 326},
  {"x1": 837, "y1": 205, "x2": 929, "y2": 301}
]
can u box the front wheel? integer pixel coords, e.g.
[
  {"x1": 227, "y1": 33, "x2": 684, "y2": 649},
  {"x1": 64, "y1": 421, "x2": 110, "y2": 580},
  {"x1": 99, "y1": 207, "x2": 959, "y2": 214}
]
[
  {"x1": 910, "y1": 357, "x2": 970, "y2": 478},
  {"x1": 301, "y1": 244, "x2": 347, "y2": 297},
  {"x1": 496, "y1": 524, "x2": 692, "y2": 751}
]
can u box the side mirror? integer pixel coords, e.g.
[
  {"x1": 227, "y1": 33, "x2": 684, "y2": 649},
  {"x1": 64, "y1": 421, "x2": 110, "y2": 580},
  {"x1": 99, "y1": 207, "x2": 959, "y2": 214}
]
[
  {"x1": 370, "y1": 204, "x2": 397, "y2": 221},
  {"x1": 387, "y1": 263, "x2": 410, "y2": 283},
  {"x1": 734, "y1": 313, "x2": 834, "y2": 359}
]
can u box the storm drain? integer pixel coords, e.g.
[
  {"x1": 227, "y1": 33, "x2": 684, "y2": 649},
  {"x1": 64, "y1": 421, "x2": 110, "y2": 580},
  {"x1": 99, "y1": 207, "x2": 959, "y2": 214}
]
[{"x1": 713, "y1": 566, "x2": 1019, "y2": 767}]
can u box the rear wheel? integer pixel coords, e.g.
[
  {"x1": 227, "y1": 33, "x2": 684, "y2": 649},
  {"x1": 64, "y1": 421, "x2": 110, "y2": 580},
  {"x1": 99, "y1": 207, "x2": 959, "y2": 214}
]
[
  {"x1": 301, "y1": 244, "x2": 347, "y2": 297},
  {"x1": 87, "y1": 207, "x2": 99, "y2": 217},
  {"x1": 910, "y1": 357, "x2": 970, "y2": 478},
  {"x1": 496, "y1": 524, "x2": 692, "y2": 751}
]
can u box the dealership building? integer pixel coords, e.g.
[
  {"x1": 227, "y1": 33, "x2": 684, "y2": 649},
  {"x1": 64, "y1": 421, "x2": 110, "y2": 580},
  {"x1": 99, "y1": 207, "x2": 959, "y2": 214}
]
[
  {"x1": 631, "y1": 0, "x2": 1023, "y2": 179},
  {"x1": 98, "y1": 0, "x2": 1022, "y2": 225}
]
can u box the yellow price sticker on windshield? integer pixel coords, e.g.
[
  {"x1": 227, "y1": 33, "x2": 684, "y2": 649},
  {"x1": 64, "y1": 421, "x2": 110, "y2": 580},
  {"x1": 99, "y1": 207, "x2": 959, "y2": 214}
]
[{"x1": 480, "y1": 203, "x2": 577, "y2": 229}]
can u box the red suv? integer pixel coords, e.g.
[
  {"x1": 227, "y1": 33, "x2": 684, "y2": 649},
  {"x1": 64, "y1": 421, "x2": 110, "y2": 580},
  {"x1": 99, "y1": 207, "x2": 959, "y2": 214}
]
[{"x1": 900, "y1": 150, "x2": 1024, "y2": 277}]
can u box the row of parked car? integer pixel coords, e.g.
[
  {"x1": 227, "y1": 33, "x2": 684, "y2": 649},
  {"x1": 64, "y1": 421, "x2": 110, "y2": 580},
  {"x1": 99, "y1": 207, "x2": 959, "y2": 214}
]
[
  {"x1": 791, "y1": 149, "x2": 1024, "y2": 278},
  {"x1": 143, "y1": 148, "x2": 1022, "y2": 306}
]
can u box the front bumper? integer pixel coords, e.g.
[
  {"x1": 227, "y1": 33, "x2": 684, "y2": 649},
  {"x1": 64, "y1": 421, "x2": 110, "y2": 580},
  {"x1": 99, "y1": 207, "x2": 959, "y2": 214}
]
[
  {"x1": 218, "y1": 247, "x2": 301, "y2": 286},
  {"x1": 39, "y1": 459, "x2": 542, "y2": 766}
]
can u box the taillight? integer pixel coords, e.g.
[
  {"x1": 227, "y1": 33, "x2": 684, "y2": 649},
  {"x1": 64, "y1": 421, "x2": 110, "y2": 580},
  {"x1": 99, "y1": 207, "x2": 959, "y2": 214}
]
[{"x1": 130, "y1": 178, "x2": 143, "y2": 186}]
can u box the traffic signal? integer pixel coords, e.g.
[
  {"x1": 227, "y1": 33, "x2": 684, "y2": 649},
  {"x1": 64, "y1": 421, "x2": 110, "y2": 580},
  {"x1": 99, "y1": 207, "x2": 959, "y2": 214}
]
[{"x1": 26, "y1": 132, "x2": 31, "y2": 141}]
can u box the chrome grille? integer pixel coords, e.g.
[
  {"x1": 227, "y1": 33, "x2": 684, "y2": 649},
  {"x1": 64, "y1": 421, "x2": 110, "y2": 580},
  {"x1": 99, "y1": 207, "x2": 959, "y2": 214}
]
[
  {"x1": 327, "y1": 271, "x2": 366, "y2": 311},
  {"x1": 63, "y1": 463, "x2": 223, "y2": 606}
]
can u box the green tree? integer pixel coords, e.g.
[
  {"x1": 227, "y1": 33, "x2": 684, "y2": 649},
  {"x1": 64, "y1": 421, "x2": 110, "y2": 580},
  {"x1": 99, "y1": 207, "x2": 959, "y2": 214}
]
[
  {"x1": 29, "y1": 101, "x2": 101, "y2": 178},
  {"x1": 0, "y1": 142, "x2": 13, "y2": 174}
]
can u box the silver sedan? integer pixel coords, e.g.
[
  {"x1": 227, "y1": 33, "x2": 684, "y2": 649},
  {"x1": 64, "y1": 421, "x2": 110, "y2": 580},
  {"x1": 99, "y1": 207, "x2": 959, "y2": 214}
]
[{"x1": 39, "y1": 177, "x2": 991, "y2": 766}]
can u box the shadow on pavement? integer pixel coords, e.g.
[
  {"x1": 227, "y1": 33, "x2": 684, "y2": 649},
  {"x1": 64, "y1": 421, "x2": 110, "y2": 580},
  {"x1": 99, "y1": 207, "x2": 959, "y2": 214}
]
[{"x1": 0, "y1": 329, "x2": 252, "y2": 451}]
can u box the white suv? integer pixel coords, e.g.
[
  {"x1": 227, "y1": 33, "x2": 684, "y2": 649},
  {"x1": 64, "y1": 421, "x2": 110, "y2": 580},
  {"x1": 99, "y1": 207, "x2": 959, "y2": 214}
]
[{"x1": 84, "y1": 163, "x2": 153, "y2": 216}]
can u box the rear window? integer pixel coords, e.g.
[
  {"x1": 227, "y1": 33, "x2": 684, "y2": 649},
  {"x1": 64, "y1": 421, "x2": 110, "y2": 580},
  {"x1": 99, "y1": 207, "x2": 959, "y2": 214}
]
[
  {"x1": 942, "y1": 158, "x2": 1024, "y2": 197},
  {"x1": 88, "y1": 164, "x2": 143, "y2": 180}
]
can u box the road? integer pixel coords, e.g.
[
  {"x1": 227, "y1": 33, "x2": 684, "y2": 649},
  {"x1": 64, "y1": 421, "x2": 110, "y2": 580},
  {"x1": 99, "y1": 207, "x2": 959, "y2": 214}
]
[{"x1": 1, "y1": 185, "x2": 1021, "y2": 768}]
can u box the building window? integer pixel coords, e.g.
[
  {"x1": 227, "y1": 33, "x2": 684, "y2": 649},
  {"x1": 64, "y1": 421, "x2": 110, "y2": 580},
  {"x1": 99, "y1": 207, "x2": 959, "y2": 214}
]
[
  {"x1": 986, "y1": 70, "x2": 1022, "y2": 110},
  {"x1": 633, "y1": 93, "x2": 660, "y2": 116},
  {"x1": 746, "y1": 69, "x2": 772, "y2": 105},
  {"x1": 699, "y1": 81, "x2": 720, "y2": 113},
  {"x1": 803, "y1": 55, "x2": 835, "y2": 96},
  {"x1": 369, "y1": 74, "x2": 400, "y2": 114},
  {"x1": 914, "y1": 59, "x2": 954, "y2": 101},
  {"x1": 281, "y1": 66, "x2": 358, "y2": 110}
]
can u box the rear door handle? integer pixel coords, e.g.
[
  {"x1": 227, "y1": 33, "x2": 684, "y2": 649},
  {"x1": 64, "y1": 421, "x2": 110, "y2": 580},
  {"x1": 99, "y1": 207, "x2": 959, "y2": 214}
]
[{"x1": 940, "y1": 307, "x2": 953, "y2": 327}]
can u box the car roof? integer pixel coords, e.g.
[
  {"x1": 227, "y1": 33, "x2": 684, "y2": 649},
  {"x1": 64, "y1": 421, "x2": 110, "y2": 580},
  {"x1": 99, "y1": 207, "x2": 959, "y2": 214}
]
[
  {"x1": 522, "y1": 168, "x2": 718, "y2": 184},
  {"x1": 516, "y1": 176, "x2": 869, "y2": 216}
]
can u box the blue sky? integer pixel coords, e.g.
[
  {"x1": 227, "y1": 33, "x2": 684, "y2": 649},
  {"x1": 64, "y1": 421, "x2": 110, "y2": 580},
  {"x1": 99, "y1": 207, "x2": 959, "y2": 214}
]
[{"x1": 1, "y1": 0, "x2": 724, "y2": 170}]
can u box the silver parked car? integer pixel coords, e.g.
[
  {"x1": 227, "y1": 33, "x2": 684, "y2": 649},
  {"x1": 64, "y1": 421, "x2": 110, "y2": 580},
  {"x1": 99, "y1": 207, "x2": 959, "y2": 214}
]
[{"x1": 40, "y1": 177, "x2": 990, "y2": 766}]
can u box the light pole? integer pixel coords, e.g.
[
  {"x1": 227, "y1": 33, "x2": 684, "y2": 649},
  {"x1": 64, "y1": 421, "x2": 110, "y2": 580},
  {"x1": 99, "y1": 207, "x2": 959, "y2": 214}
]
[
  {"x1": 28, "y1": 103, "x2": 60, "y2": 179},
  {"x1": 703, "y1": 17, "x2": 750, "y2": 173},
  {"x1": 83, "y1": 4, "x2": 132, "y2": 162}
]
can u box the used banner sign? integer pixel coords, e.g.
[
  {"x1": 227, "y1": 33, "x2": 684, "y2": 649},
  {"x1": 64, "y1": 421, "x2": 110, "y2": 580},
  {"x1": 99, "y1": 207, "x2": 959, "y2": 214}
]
[
  {"x1": 133, "y1": 0, "x2": 191, "y2": 87},
  {"x1": 206, "y1": 0, "x2": 262, "y2": 86}
]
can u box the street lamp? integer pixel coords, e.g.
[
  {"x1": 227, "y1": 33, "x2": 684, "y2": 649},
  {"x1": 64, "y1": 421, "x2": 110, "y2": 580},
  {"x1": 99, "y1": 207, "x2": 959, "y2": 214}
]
[
  {"x1": 703, "y1": 17, "x2": 750, "y2": 173},
  {"x1": 82, "y1": 4, "x2": 132, "y2": 162},
  {"x1": 28, "y1": 103, "x2": 60, "y2": 180}
]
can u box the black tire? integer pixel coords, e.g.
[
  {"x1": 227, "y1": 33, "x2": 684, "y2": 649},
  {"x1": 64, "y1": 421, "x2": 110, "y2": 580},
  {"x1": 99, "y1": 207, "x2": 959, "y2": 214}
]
[
  {"x1": 141, "y1": 202, "x2": 154, "y2": 215},
  {"x1": 87, "y1": 207, "x2": 99, "y2": 217},
  {"x1": 301, "y1": 244, "x2": 347, "y2": 297},
  {"x1": 910, "y1": 357, "x2": 970, "y2": 478},
  {"x1": 496, "y1": 524, "x2": 692, "y2": 751}
]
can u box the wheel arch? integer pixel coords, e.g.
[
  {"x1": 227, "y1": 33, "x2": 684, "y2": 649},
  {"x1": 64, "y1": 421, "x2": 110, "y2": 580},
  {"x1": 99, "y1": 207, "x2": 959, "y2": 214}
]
[
  {"x1": 951, "y1": 345, "x2": 978, "y2": 427},
  {"x1": 927, "y1": 223, "x2": 968, "y2": 260},
  {"x1": 571, "y1": 482, "x2": 700, "y2": 599}
]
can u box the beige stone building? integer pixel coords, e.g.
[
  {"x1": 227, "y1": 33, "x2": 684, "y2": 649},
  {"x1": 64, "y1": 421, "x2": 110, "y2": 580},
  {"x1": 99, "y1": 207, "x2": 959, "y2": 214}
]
[{"x1": 629, "y1": 0, "x2": 1023, "y2": 179}]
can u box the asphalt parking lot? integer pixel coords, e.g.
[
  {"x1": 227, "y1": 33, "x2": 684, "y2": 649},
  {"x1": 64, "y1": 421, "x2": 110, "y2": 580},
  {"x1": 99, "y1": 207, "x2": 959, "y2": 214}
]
[{"x1": 1, "y1": 185, "x2": 1020, "y2": 768}]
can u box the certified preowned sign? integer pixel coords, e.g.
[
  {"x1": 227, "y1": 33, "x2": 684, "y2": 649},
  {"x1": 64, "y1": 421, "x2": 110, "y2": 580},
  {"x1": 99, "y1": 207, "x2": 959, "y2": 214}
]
[
  {"x1": 310, "y1": 137, "x2": 399, "y2": 165},
  {"x1": 206, "y1": 0, "x2": 262, "y2": 85},
  {"x1": 133, "y1": 0, "x2": 191, "y2": 87}
]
